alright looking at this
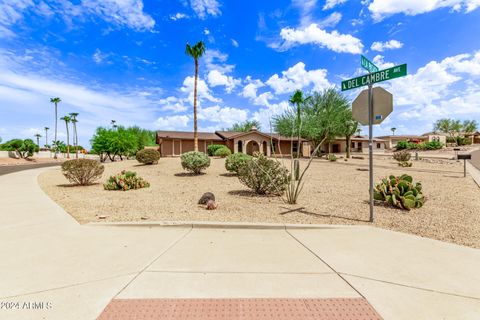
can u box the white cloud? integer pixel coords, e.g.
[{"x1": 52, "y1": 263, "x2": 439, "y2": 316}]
[
  {"x1": 265, "y1": 62, "x2": 331, "y2": 95},
  {"x1": 278, "y1": 23, "x2": 363, "y2": 54},
  {"x1": 0, "y1": 48, "x2": 161, "y2": 145},
  {"x1": 92, "y1": 49, "x2": 112, "y2": 64},
  {"x1": 241, "y1": 77, "x2": 265, "y2": 99},
  {"x1": 190, "y1": 0, "x2": 221, "y2": 19},
  {"x1": 317, "y1": 12, "x2": 343, "y2": 28},
  {"x1": 207, "y1": 70, "x2": 241, "y2": 93},
  {"x1": 170, "y1": 12, "x2": 188, "y2": 20},
  {"x1": 231, "y1": 38, "x2": 239, "y2": 47},
  {"x1": 181, "y1": 76, "x2": 221, "y2": 104},
  {"x1": 372, "y1": 55, "x2": 394, "y2": 69},
  {"x1": 323, "y1": 0, "x2": 348, "y2": 10},
  {"x1": 371, "y1": 39, "x2": 403, "y2": 52},
  {"x1": 0, "y1": 0, "x2": 155, "y2": 33},
  {"x1": 369, "y1": 0, "x2": 480, "y2": 21},
  {"x1": 154, "y1": 115, "x2": 189, "y2": 129},
  {"x1": 203, "y1": 28, "x2": 210, "y2": 35},
  {"x1": 203, "y1": 49, "x2": 234, "y2": 73},
  {"x1": 199, "y1": 105, "x2": 248, "y2": 125},
  {"x1": 158, "y1": 96, "x2": 188, "y2": 113}
]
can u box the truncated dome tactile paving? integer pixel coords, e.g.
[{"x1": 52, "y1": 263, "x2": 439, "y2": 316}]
[{"x1": 97, "y1": 298, "x2": 383, "y2": 320}]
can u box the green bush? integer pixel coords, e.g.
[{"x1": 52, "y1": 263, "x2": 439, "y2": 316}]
[
  {"x1": 104, "y1": 170, "x2": 150, "y2": 191},
  {"x1": 374, "y1": 174, "x2": 424, "y2": 210},
  {"x1": 181, "y1": 151, "x2": 211, "y2": 174},
  {"x1": 422, "y1": 141, "x2": 443, "y2": 150},
  {"x1": 136, "y1": 149, "x2": 160, "y2": 164},
  {"x1": 327, "y1": 154, "x2": 337, "y2": 162},
  {"x1": 237, "y1": 153, "x2": 290, "y2": 195},
  {"x1": 395, "y1": 141, "x2": 418, "y2": 150},
  {"x1": 61, "y1": 159, "x2": 105, "y2": 186},
  {"x1": 214, "y1": 147, "x2": 231, "y2": 158},
  {"x1": 225, "y1": 153, "x2": 252, "y2": 174},
  {"x1": 1, "y1": 139, "x2": 39, "y2": 158},
  {"x1": 207, "y1": 144, "x2": 226, "y2": 156}
]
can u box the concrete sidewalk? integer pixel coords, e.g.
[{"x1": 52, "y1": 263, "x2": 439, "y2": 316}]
[{"x1": 0, "y1": 168, "x2": 479, "y2": 319}]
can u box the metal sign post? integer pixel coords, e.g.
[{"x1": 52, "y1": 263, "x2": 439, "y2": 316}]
[
  {"x1": 343, "y1": 57, "x2": 407, "y2": 222},
  {"x1": 458, "y1": 154, "x2": 472, "y2": 177},
  {"x1": 368, "y1": 84, "x2": 374, "y2": 222}
]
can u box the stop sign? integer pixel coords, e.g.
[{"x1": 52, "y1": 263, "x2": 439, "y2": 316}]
[{"x1": 352, "y1": 87, "x2": 393, "y2": 125}]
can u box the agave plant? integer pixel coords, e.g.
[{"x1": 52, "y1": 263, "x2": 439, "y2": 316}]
[{"x1": 373, "y1": 174, "x2": 424, "y2": 210}]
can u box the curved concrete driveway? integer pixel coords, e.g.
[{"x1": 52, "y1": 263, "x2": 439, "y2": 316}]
[{"x1": 1, "y1": 168, "x2": 480, "y2": 319}]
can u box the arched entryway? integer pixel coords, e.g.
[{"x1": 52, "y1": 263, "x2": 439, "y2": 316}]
[
  {"x1": 246, "y1": 140, "x2": 260, "y2": 155},
  {"x1": 262, "y1": 141, "x2": 268, "y2": 156},
  {"x1": 237, "y1": 140, "x2": 243, "y2": 153}
]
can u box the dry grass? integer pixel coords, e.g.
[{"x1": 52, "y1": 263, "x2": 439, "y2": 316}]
[{"x1": 38, "y1": 156, "x2": 480, "y2": 248}]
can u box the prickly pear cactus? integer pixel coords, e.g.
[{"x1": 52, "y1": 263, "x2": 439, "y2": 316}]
[{"x1": 373, "y1": 174, "x2": 424, "y2": 210}]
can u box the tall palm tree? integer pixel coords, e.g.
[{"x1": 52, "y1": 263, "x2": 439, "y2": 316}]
[
  {"x1": 111, "y1": 120, "x2": 117, "y2": 129},
  {"x1": 44, "y1": 127, "x2": 49, "y2": 148},
  {"x1": 34, "y1": 133, "x2": 42, "y2": 147},
  {"x1": 289, "y1": 89, "x2": 311, "y2": 156},
  {"x1": 69, "y1": 113, "x2": 79, "y2": 158},
  {"x1": 60, "y1": 115, "x2": 71, "y2": 158},
  {"x1": 50, "y1": 97, "x2": 61, "y2": 158},
  {"x1": 391, "y1": 127, "x2": 396, "y2": 135},
  {"x1": 185, "y1": 40, "x2": 206, "y2": 152}
]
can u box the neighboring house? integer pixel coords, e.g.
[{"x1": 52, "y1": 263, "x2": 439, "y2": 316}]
[
  {"x1": 463, "y1": 131, "x2": 480, "y2": 144},
  {"x1": 324, "y1": 136, "x2": 386, "y2": 154},
  {"x1": 420, "y1": 132, "x2": 447, "y2": 144},
  {"x1": 375, "y1": 135, "x2": 423, "y2": 150},
  {"x1": 156, "y1": 127, "x2": 309, "y2": 157},
  {"x1": 376, "y1": 133, "x2": 447, "y2": 150}
]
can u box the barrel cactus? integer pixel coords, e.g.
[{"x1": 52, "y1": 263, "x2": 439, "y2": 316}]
[{"x1": 373, "y1": 174, "x2": 424, "y2": 210}]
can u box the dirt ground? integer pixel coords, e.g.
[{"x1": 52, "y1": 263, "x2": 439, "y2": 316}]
[{"x1": 38, "y1": 156, "x2": 480, "y2": 248}]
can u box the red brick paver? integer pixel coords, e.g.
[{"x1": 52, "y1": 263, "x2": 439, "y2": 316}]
[{"x1": 97, "y1": 298, "x2": 382, "y2": 320}]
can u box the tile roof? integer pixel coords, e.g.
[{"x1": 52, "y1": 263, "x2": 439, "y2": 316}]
[{"x1": 156, "y1": 131, "x2": 224, "y2": 141}]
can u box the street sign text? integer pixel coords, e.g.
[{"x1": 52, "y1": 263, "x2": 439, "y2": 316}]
[{"x1": 342, "y1": 64, "x2": 407, "y2": 91}]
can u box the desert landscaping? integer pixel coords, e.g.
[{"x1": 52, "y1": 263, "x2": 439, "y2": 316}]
[{"x1": 39, "y1": 156, "x2": 480, "y2": 248}]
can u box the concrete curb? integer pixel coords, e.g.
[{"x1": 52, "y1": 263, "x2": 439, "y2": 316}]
[
  {"x1": 466, "y1": 160, "x2": 480, "y2": 188},
  {"x1": 86, "y1": 220, "x2": 361, "y2": 230}
]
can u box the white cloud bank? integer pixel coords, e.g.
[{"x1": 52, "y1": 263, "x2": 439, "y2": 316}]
[
  {"x1": 278, "y1": 23, "x2": 363, "y2": 54},
  {"x1": 371, "y1": 39, "x2": 403, "y2": 52},
  {"x1": 368, "y1": 0, "x2": 480, "y2": 21}
]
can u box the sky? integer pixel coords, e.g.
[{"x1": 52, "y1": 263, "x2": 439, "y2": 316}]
[{"x1": 1, "y1": 0, "x2": 480, "y2": 148}]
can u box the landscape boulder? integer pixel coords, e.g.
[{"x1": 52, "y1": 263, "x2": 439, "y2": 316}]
[{"x1": 198, "y1": 192, "x2": 215, "y2": 204}]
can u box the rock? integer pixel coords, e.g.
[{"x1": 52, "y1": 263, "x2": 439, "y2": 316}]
[
  {"x1": 141, "y1": 216, "x2": 149, "y2": 220},
  {"x1": 206, "y1": 200, "x2": 217, "y2": 210},
  {"x1": 97, "y1": 215, "x2": 108, "y2": 219},
  {"x1": 352, "y1": 156, "x2": 365, "y2": 160},
  {"x1": 198, "y1": 192, "x2": 215, "y2": 204}
]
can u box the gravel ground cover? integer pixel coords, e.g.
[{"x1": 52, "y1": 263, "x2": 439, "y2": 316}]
[{"x1": 38, "y1": 157, "x2": 480, "y2": 248}]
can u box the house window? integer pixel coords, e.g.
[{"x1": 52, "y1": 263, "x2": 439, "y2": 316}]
[
  {"x1": 358, "y1": 142, "x2": 363, "y2": 148},
  {"x1": 351, "y1": 142, "x2": 355, "y2": 148},
  {"x1": 270, "y1": 141, "x2": 276, "y2": 153},
  {"x1": 237, "y1": 140, "x2": 243, "y2": 153},
  {"x1": 292, "y1": 142, "x2": 299, "y2": 153},
  {"x1": 377, "y1": 143, "x2": 381, "y2": 149}
]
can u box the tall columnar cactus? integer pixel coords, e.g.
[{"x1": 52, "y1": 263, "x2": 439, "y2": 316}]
[{"x1": 373, "y1": 174, "x2": 424, "y2": 210}]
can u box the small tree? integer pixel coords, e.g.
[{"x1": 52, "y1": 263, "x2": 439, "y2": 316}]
[{"x1": 226, "y1": 120, "x2": 262, "y2": 132}]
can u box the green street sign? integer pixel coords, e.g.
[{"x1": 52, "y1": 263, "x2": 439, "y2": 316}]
[
  {"x1": 361, "y1": 55, "x2": 378, "y2": 73},
  {"x1": 341, "y1": 64, "x2": 407, "y2": 91}
]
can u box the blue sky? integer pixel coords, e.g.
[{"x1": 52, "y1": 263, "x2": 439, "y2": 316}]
[{"x1": 1, "y1": 0, "x2": 480, "y2": 148}]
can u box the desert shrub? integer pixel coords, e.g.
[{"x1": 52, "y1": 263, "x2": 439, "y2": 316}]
[
  {"x1": 393, "y1": 150, "x2": 411, "y2": 162},
  {"x1": 225, "y1": 153, "x2": 252, "y2": 174},
  {"x1": 104, "y1": 170, "x2": 150, "y2": 191},
  {"x1": 374, "y1": 174, "x2": 424, "y2": 210},
  {"x1": 181, "y1": 151, "x2": 211, "y2": 174},
  {"x1": 327, "y1": 154, "x2": 337, "y2": 162},
  {"x1": 423, "y1": 141, "x2": 443, "y2": 150},
  {"x1": 136, "y1": 149, "x2": 160, "y2": 164},
  {"x1": 61, "y1": 159, "x2": 105, "y2": 186},
  {"x1": 1, "y1": 138, "x2": 39, "y2": 158},
  {"x1": 237, "y1": 153, "x2": 290, "y2": 195},
  {"x1": 214, "y1": 147, "x2": 231, "y2": 158},
  {"x1": 393, "y1": 150, "x2": 412, "y2": 167},
  {"x1": 207, "y1": 144, "x2": 226, "y2": 156}
]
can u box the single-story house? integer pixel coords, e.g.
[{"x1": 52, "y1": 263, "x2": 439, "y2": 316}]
[
  {"x1": 376, "y1": 133, "x2": 447, "y2": 150},
  {"x1": 463, "y1": 131, "x2": 480, "y2": 144},
  {"x1": 322, "y1": 136, "x2": 386, "y2": 154},
  {"x1": 156, "y1": 127, "x2": 310, "y2": 157}
]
